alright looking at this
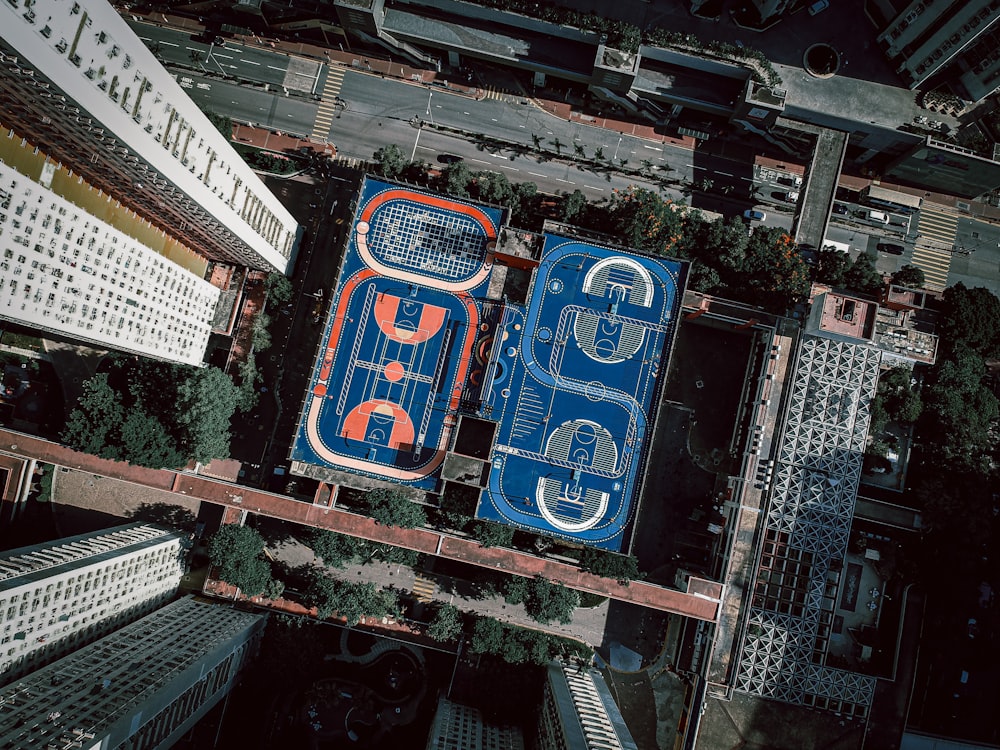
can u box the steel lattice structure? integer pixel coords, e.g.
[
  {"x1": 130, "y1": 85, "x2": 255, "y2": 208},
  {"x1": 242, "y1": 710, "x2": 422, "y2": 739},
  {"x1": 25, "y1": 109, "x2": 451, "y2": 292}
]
[{"x1": 734, "y1": 335, "x2": 881, "y2": 718}]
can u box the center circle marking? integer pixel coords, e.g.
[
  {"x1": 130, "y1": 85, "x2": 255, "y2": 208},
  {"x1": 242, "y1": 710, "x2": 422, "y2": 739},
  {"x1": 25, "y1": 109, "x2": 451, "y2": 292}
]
[
  {"x1": 384, "y1": 361, "x2": 406, "y2": 382},
  {"x1": 585, "y1": 381, "x2": 606, "y2": 401}
]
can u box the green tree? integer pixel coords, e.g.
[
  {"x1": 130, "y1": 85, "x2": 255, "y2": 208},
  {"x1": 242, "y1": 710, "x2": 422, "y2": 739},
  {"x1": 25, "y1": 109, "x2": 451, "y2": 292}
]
[
  {"x1": 473, "y1": 521, "x2": 515, "y2": 549},
  {"x1": 505, "y1": 576, "x2": 578, "y2": 624},
  {"x1": 578, "y1": 548, "x2": 641, "y2": 584},
  {"x1": 174, "y1": 366, "x2": 239, "y2": 462},
  {"x1": 560, "y1": 189, "x2": 587, "y2": 222},
  {"x1": 427, "y1": 604, "x2": 463, "y2": 642},
  {"x1": 365, "y1": 488, "x2": 427, "y2": 529},
  {"x1": 605, "y1": 187, "x2": 685, "y2": 255},
  {"x1": 921, "y1": 348, "x2": 998, "y2": 470},
  {"x1": 890, "y1": 264, "x2": 925, "y2": 288},
  {"x1": 251, "y1": 312, "x2": 272, "y2": 352},
  {"x1": 310, "y1": 529, "x2": 364, "y2": 568},
  {"x1": 302, "y1": 567, "x2": 340, "y2": 618},
  {"x1": 474, "y1": 170, "x2": 514, "y2": 206},
  {"x1": 729, "y1": 228, "x2": 811, "y2": 312},
  {"x1": 812, "y1": 247, "x2": 851, "y2": 286},
  {"x1": 843, "y1": 252, "x2": 884, "y2": 294},
  {"x1": 372, "y1": 144, "x2": 408, "y2": 179},
  {"x1": 442, "y1": 162, "x2": 473, "y2": 198},
  {"x1": 62, "y1": 372, "x2": 123, "y2": 458},
  {"x1": 937, "y1": 283, "x2": 1000, "y2": 358},
  {"x1": 118, "y1": 408, "x2": 187, "y2": 469},
  {"x1": 264, "y1": 273, "x2": 293, "y2": 307},
  {"x1": 208, "y1": 525, "x2": 277, "y2": 597}
]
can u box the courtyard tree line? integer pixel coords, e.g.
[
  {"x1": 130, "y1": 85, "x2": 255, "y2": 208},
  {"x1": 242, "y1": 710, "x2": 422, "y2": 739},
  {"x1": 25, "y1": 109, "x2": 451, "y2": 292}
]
[
  {"x1": 373, "y1": 148, "x2": 901, "y2": 314},
  {"x1": 62, "y1": 355, "x2": 248, "y2": 469}
]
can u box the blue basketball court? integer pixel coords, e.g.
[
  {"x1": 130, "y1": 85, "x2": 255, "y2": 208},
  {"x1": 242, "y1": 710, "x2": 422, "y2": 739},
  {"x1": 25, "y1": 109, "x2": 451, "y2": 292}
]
[{"x1": 291, "y1": 178, "x2": 685, "y2": 550}]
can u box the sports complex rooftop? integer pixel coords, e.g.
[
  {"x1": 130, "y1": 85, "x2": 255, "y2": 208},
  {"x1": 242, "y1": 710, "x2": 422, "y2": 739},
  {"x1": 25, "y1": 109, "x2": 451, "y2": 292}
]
[{"x1": 291, "y1": 178, "x2": 686, "y2": 551}]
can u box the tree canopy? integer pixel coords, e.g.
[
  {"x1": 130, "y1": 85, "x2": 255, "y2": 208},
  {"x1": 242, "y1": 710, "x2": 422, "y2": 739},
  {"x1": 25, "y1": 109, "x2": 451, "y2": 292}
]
[
  {"x1": 427, "y1": 603, "x2": 463, "y2": 642},
  {"x1": 300, "y1": 565, "x2": 400, "y2": 624},
  {"x1": 578, "y1": 548, "x2": 642, "y2": 584},
  {"x1": 470, "y1": 615, "x2": 592, "y2": 665},
  {"x1": 365, "y1": 488, "x2": 427, "y2": 529},
  {"x1": 62, "y1": 357, "x2": 242, "y2": 468},
  {"x1": 264, "y1": 273, "x2": 294, "y2": 308},
  {"x1": 208, "y1": 524, "x2": 283, "y2": 599},
  {"x1": 504, "y1": 575, "x2": 579, "y2": 624},
  {"x1": 891, "y1": 264, "x2": 925, "y2": 288}
]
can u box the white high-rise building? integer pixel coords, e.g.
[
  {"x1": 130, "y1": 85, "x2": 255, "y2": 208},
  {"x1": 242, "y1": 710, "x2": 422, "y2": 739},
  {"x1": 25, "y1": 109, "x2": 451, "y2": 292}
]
[
  {"x1": 0, "y1": 139, "x2": 221, "y2": 366},
  {"x1": 0, "y1": 522, "x2": 187, "y2": 686},
  {"x1": 0, "y1": 596, "x2": 265, "y2": 750},
  {"x1": 0, "y1": 0, "x2": 300, "y2": 272},
  {"x1": 425, "y1": 696, "x2": 525, "y2": 750},
  {"x1": 537, "y1": 663, "x2": 638, "y2": 750}
]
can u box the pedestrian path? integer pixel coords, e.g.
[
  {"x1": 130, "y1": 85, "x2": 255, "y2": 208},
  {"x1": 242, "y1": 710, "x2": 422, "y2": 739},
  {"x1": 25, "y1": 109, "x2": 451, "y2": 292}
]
[
  {"x1": 411, "y1": 572, "x2": 437, "y2": 603},
  {"x1": 480, "y1": 84, "x2": 519, "y2": 102},
  {"x1": 912, "y1": 204, "x2": 957, "y2": 289},
  {"x1": 310, "y1": 67, "x2": 345, "y2": 142}
]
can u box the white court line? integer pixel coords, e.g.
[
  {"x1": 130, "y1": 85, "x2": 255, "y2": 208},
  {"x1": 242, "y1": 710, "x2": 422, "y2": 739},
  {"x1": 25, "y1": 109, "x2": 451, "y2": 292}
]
[
  {"x1": 584, "y1": 186, "x2": 605, "y2": 191},
  {"x1": 528, "y1": 172, "x2": 545, "y2": 177}
]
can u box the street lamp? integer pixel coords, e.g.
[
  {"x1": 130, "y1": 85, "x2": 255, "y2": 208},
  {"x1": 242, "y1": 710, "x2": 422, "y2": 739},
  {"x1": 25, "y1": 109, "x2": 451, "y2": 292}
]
[
  {"x1": 426, "y1": 89, "x2": 434, "y2": 125},
  {"x1": 613, "y1": 135, "x2": 623, "y2": 161}
]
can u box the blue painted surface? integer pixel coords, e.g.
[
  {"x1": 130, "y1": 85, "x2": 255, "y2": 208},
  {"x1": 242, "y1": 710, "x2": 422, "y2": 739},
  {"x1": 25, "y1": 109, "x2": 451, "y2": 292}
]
[
  {"x1": 291, "y1": 179, "x2": 684, "y2": 550},
  {"x1": 475, "y1": 237, "x2": 683, "y2": 550}
]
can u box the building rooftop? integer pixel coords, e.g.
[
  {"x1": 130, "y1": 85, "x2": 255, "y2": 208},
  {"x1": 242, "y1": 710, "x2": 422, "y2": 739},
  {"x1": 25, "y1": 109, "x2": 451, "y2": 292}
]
[
  {"x1": 0, "y1": 523, "x2": 184, "y2": 589},
  {"x1": 811, "y1": 291, "x2": 878, "y2": 342},
  {"x1": 290, "y1": 178, "x2": 687, "y2": 551}
]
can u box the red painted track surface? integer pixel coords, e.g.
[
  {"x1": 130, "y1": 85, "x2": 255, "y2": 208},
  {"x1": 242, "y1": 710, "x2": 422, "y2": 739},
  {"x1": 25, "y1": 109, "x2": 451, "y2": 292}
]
[{"x1": 0, "y1": 428, "x2": 721, "y2": 621}]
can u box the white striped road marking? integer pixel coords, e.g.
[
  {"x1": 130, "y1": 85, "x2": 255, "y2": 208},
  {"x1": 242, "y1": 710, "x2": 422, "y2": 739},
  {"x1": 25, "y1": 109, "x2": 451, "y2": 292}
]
[{"x1": 584, "y1": 185, "x2": 605, "y2": 191}]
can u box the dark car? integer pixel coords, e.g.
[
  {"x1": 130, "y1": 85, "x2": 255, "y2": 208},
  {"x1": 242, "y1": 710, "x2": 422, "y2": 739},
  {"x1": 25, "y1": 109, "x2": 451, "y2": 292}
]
[
  {"x1": 832, "y1": 203, "x2": 849, "y2": 215},
  {"x1": 437, "y1": 154, "x2": 464, "y2": 164},
  {"x1": 877, "y1": 242, "x2": 905, "y2": 255}
]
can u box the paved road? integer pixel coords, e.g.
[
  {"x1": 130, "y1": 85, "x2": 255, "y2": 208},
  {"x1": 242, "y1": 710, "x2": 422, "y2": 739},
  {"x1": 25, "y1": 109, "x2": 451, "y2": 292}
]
[
  {"x1": 129, "y1": 21, "x2": 323, "y2": 93},
  {"x1": 143, "y1": 30, "x2": 1000, "y2": 294}
]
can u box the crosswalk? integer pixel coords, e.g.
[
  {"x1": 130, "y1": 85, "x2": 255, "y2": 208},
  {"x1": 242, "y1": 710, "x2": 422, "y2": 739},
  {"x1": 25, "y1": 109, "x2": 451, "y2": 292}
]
[
  {"x1": 481, "y1": 84, "x2": 520, "y2": 102},
  {"x1": 912, "y1": 204, "x2": 957, "y2": 289},
  {"x1": 310, "y1": 67, "x2": 345, "y2": 141},
  {"x1": 411, "y1": 572, "x2": 436, "y2": 603}
]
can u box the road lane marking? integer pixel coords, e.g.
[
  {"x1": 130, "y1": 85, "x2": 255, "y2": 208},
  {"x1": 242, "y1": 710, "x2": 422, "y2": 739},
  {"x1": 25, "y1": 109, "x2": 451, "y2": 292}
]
[
  {"x1": 643, "y1": 145, "x2": 662, "y2": 151},
  {"x1": 528, "y1": 172, "x2": 545, "y2": 177},
  {"x1": 584, "y1": 185, "x2": 605, "y2": 191},
  {"x1": 244, "y1": 60, "x2": 260, "y2": 65},
  {"x1": 267, "y1": 65, "x2": 284, "y2": 71},
  {"x1": 717, "y1": 171, "x2": 733, "y2": 177},
  {"x1": 497, "y1": 165, "x2": 519, "y2": 171},
  {"x1": 556, "y1": 178, "x2": 574, "y2": 184},
  {"x1": 470, "y1": 158, "x2": 490, "y2": 164},
  {"x1": 214, "y1": 53, "x2": 233, "y2": 59}
]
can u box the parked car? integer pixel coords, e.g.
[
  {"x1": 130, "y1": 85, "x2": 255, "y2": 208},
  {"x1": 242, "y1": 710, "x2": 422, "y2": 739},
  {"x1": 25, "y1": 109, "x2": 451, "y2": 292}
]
[
  {"x1": 877, "y1": 242, "x2": 905, "y2": 255},
  {"x1": 808, "y1": 0, "x2": 830, "y2": 15},
  {"x1": 437, "y1": 154, "x2": 464, "y2": 164},
  {"x1": 743, "y1": 209, "x2": 766, "y2": 221},
  {"x1": 832, "y1": 203, "x2": 849, "y2": 215}
]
